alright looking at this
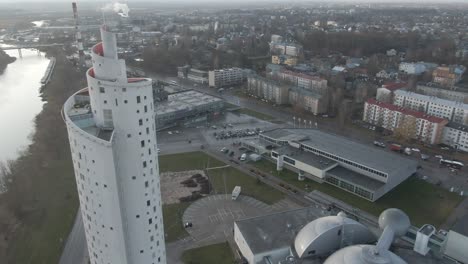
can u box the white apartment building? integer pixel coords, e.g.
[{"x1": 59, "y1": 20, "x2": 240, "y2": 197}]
[
  {"x1": 63, "y1": 26, "x2": 166, "y2": 264},
  {"x1": 442, "y1": 123, "x2": 468, "y2": 152},
  {"x1": 394, "y1": 90, "x2": 468, "y2": 125},
  {"x1": 187, "y1": 68, "x2": 208, "y2": 84},
  {"x1": 415, "y1": 83, "x2": 468, "y2": 102},
  {"x1": 398, "y1": 62, "x2": 437, "y2": 75},
  {"x1": 278, "y1": 70, "x2": 328, "y2": 94},
  {"x1": 208, "y1": 67, "x2": 245, "y2": 88},
  {"x1": 364, "y1": 99, "x2": 448, "y2": 144},
  {"x1": 247, "y1": 75, "x2": 289, "y2": 104}
]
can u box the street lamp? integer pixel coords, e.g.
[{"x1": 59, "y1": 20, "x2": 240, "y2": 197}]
[
  {"x1": 293, "y1": 116, "x2": 296, "y2": 128},
  {"x1": 298, "y1": 118, "x2": 302, "y2": 128}
]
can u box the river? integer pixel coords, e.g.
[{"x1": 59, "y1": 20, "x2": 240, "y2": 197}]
[{"x1": 0, "y1": 48, "x2": 49, "y2": 164}]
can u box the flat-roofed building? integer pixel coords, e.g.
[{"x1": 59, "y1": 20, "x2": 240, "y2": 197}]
[
  {"x1": 415, "y1": 83, "x2": 468, "y2": 103},
  {"x1": 254, "y1": 128, "x2": 418, "y2": 201},
  {"x1": 432, "y1": 65, "x2": 466, "y2": 88},
  {"x1": 187, "y1": 68, "x2": 208, "y2": 84},
  {"x1": 208, "y1": 67, "x2": 245, "y2": 88},
  {"x1": 155, "y1": 90, "x2": 224, "y2": 129}
]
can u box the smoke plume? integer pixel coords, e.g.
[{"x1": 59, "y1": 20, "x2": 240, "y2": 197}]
[{"x1": 102, "y1": 2, "x2": 130, "y2": 18}]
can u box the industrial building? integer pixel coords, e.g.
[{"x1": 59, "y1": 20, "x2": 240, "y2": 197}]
[
  {"x1": 234, "y1": 207, "x2": 465, "y2": 264},
  {"x1": 244, "y1": 128, "x2": 418, "y2": 201},
  {"x1": 364, "y1": 98, "x2": 448, "y2": 144},
  {"x1": 155, "y1": 90, "x2": 224, "y2": 129},
  {"x1": 208, "y1": 67, "x2": 245, "y2": 88},
  {"x1": 63, "y1": 27, "x2": 166, "y2": 263}
]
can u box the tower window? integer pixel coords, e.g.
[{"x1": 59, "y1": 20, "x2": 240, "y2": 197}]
[{"x1": 137, "y1": 96, "x2": 141, "y2": 103}]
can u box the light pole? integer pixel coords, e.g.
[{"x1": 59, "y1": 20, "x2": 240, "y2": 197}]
[
  {"x1": 304, "y1": 119, "x2": 307, "y2": 128},
  {"x1": 298, "y1": 118, "x2": 302, "y2": 128},
  {"x1": 293, "y1": 116, "x2": 296, "y2": 128}
]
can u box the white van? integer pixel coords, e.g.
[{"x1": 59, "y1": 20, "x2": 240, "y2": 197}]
[{"x1": 240, "y1": 153, "x2": 247, "y2": 161}]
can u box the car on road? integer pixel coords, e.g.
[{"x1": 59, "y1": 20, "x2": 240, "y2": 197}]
[
  {"x1": 420, "y1": 154, "x2": 430, "y2": 160},
  {"x1": 411, "y1": 148, "x2": 421, "y2": 152},
  {"x1": 435, "y1": 155, "x2": 443, "y2": 159},
  {"x1": 167, "y1": 131, "x2": 173, "y2": 135},
  {"x1": 220, "y1": 147, "x2": 227, "y2": 152}
]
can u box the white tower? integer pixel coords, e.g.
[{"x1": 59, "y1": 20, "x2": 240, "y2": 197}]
[{"x1": 63, "y1": 25, "x2": 166, "y2": 264}]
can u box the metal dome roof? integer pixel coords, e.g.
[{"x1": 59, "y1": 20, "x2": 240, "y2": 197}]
[
  {"x1": 323, "y1": 244, "x2": 407, "y2": 264},
  {"x1": 294, "y1": 215, "x2": 373, "y2": 258}
]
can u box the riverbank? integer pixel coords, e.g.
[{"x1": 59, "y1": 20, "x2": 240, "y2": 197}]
[
  {"x1": 0, "y1": 49, "x2": 16, "y2": 74},
  {"x1": 0, "y1": 47, "x2": 85, "y2": 263}
]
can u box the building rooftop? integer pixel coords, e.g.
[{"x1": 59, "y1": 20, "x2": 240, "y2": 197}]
[
  {"x1": 235, "y1": 207, "x2": 322, "y2": 255},
  {"x1": 327, "y1": 166, "x2": 385, "y2": 191},
  {"x1": 276, "y1": 145, "x2": 337, "y2": 170},
  {"x1": 155, "y1": 90, "x2": 223, "y2": 115},
  {"x1": 262, "y1": 128, "x2": 418, "y2": 175},
  {"x1": 367, "y1": 98, "x2": 447, "y2": 123}
]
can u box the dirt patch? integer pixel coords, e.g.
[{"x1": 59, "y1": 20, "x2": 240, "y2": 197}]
[{"x1": 160, "y1": 170, "x2": 211, "y2": 204}]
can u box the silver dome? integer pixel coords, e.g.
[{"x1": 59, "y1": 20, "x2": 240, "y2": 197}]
[{"x1": 324, "y1": 244, "x2": 407, "y2": 264}]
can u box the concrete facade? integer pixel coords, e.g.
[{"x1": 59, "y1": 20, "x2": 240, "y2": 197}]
[
  {"x1": 364, "y1": 99, "x2": 448, "y2": 144},
  {"x1": 208, "y1": 67, "x2": 245, "y2": 88},
  {"x1": 63, "y1": 26, "x2": 166, "y2": 264},
  {"x1": 247, "y1": 75, "x2": 290, "y2": 104}
]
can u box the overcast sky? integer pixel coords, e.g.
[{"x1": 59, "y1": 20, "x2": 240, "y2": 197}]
[{"x1": 0, "y1": 0, "x2": 467, "y2": 2}]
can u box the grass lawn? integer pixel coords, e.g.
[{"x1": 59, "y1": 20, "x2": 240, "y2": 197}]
[
  {"x1": 159, "y1": 152, "x2": 284, "y2": 205},
  {"x1": 181, "y1": 242, "x2": 235, "y2": 264},
  {"x1": 159, "y1": 151, "x2": 225, "y2": 172},
  {"x1": 207, "y1": 166, "x2": 284, "y2": 205},
  {"x1": 252, "y1": 160, "x2": 462, "y2": 227},
  {"x1": 235, "y1": 108, "x2": 276, "y2": 121},
  {"x1": 163, "y1": 202, "x2": 191, "y2": 242}
]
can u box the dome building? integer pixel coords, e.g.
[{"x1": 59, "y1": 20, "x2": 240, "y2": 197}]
[{"x1": 63, "y1": 25, "x2": 166, "y2": 264}]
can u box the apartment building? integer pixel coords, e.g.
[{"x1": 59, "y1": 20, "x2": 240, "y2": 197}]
[
  {"x1": 398, "y1": 62, "x2": 437, "y2": 75},
  {"x1": 289, "y1": 87, "x2": 327, "y2": 115},
  {"x1": 432, "y1": 65, "x2": 466, "y2": 88},
  {"x1": 394, "y1": 90, "x2": 468, "y2": 125},
  {"x1": 247, "y1": 75, "x2": 290, "y2": 104},
  {"x1": 442, "y1": 122, "x2": 468, "y2": 152},
  {"x1": 278, "y1": 69, "x2": 328, "y2": 94},
  {"x1": 415, "y1": 83, "x2": 468, "y2": 103},
  {"x1": 364, "y1": 99, "x2": 448, "y2": 144},
  {"x1": 187, "y1": 68, "x2": 208, "y2": 84},
  {"x1": 208, "y1": 67, "x2": 245, "y2": 88},
  {"x1": 272, "y1": 55, "x2": 298, "y2": 66}
]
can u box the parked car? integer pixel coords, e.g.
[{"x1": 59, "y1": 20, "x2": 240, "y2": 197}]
[
  {"x1": 240, "y1": 153, "x2": 247, "y2": 161},
  {"x1": 373, "y1": 141, "x2": 386, "y2": 148},
  {"x1": 435, "y1": 155, "x2": 443, "y2": 159}
]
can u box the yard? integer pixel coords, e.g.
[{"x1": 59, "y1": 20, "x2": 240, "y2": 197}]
[
  {"x1": 163, "y1": 202, "x2": 191, "y2": 242},
  {"x1": 207, "y1": 166, "x2": 284, "y2": 205},
  {"x1": 181, "y1": 242, "x2": 235, "y2": 264},
  {"x1": 159, "y1": 152, "x2": 284, "y2": 242},
  {"x1": 251, "y1": 159, "x2": 462, "y2": 227}
]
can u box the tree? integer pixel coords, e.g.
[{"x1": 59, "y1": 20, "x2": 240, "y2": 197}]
[{"x1": 394, "y1": 115, "x2": 417, "y2": 142}]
